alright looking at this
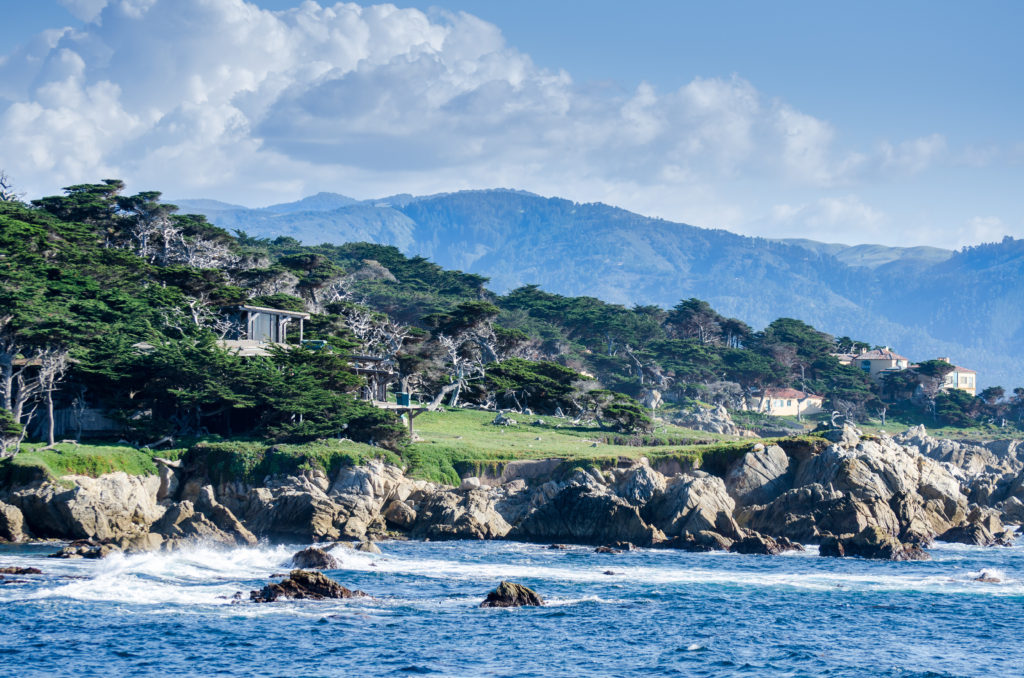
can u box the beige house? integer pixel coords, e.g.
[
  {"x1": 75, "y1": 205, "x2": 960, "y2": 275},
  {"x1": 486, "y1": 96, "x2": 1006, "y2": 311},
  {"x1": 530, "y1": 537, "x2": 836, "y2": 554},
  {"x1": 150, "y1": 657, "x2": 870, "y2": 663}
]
[
  {"x1": 937, "y1": 358, "x2": 977, "y2": 396},
  {"x1": 849, "y1": 347, "x2": 910, "y2": 381},
  {"x1": 748, "y1": 388, "x2": 824, "y2": 417}
]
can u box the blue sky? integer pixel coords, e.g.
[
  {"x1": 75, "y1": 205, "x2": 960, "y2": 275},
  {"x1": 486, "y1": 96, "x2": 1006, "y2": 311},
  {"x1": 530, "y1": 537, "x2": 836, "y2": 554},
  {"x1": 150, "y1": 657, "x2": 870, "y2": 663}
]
[{"x1": 0, "y1": 0, "x2": 1021, "y2": 248}]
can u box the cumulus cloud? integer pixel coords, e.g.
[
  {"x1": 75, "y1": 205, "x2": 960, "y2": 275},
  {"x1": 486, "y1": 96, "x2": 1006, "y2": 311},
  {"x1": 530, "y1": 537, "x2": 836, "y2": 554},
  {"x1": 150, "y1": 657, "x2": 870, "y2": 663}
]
[
  {"x1": 0, "y1": 0, "x2": 983, "y2": 246},
  {"x1": 769, "y1": 195, "x2": 887, "y2": 241}
]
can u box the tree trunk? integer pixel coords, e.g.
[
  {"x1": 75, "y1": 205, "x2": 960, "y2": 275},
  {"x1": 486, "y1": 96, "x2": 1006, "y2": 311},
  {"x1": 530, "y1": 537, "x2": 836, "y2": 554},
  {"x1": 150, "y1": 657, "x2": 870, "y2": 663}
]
[{"x1": 46, "y1": 388, "x2": 55, "y2": 446}]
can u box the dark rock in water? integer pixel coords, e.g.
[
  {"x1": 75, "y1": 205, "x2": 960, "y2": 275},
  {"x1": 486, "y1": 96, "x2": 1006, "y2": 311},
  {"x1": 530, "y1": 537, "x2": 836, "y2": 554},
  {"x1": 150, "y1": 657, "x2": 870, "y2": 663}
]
[
  {"x1": 603, "y1": 570, "x2": 619, "y2": 575},
  {"x1": 819, "y1": 527, "x2": 930, "y2": 561},
  {"x1": 480, "y1": 581, "x2": 544, "y2": 608},
  {"x1": 48, "y1": 539, "x2": 120, "y2": 559},
  {"x1": 250, "y1": 569, "x2": 366, "y2": 603},
  {"x1": 509, "y1": 485, "x2": 661, "y2": 546},
  {"x1": 547, "y1": 544, "x2": 571, "y2": 550},
  {"x1": 608, "y1": 541, "x2": 637, "y2": 551},
  {"x1": 663, "y1": 531, "x2": 733, "y2": 552},
  {"x1": 356, "y1": 540, "x2": 382, "y2": 554},
  {"x1": 729, "y1": 532, "x2": 804, "y2": 556},
  {"x1": 974, "y1": 570, "x2": 1002, "y2": 583},
  {"x1": 939, "y1": 522, "x2": 1013, "y2": 547},
  {"x1": 0, "y1": 566, "x2": 42, "y2": 575},
  {"x1": 594, "y1": 546, "x2": 622, "y2": 554},
  {"x1": 290, "y1": 547, "x2": 339, "y2": 570}
]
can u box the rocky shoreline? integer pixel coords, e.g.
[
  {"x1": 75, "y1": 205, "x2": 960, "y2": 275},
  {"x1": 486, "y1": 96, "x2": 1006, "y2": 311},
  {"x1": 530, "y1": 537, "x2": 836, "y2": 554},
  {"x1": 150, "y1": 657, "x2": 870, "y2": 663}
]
[{"x1": 1, "y1": 424, "x2": 1021, "y2": 562}]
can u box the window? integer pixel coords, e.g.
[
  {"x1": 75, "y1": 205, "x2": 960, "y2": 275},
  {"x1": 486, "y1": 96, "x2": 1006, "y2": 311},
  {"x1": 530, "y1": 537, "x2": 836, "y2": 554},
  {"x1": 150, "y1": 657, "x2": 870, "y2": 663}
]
[
  {"x1": 787, "y1": 400, "x2": 792, "y2": 406},
  {"x1": 861, "y1": 362, "x2": 871, "y2": 371}
]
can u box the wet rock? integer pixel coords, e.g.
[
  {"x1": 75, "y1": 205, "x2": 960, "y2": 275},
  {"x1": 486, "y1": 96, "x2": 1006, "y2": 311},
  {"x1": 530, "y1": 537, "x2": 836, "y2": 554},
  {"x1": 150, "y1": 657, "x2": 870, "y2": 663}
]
[
  {"x1": 594, "y1": 546, "x2": 622, "y2": 554},
  {"x1": 0, "y1": 502, "x2": 25, "y2": 542},
  {"x1": 356, "y1": 540, "x2": 382, "y2": 554},
  {"x1": 250, "y1": 569, "x2": 366, "y2": 603},
  {"x1": 48, "y1": 539, "x2": 121, "y2": 559},
  {"x1": 729, "y1": 532, "x2": 802, "y2": 556},
  {"x1": 151, "y1": 501, "x2": 241, "y2": 547},
  {"x1": 819, "y1": 527, "x2": 930, "y2": 561},
  {"x1": 1001, "y1": 496, "x2": 1024, "y2": 524},
  {"x1": 0, "y1": 566, "x2": 42, "y2": 575},
  {"x1": 547, "y1": 543, "x2": 571, "y2": 550},
  {"x1": 480, "y1": 581, "x2": 543, "y2": 608},
  {"x1": 509, "y1": 485, "x2": 661, "y2": 546},
  {"x1": 290, "y1": 547, "x2": 340, "y2": 570},
  {"x1": 664, "y1": 530, "x2": 733, "y2": 552},
  {"x1": 974, "y1": 569, "x2": 1002, "y2": 583},
  {"x1": 245, "y1": 483, "x2": 342, "y2": 542}
]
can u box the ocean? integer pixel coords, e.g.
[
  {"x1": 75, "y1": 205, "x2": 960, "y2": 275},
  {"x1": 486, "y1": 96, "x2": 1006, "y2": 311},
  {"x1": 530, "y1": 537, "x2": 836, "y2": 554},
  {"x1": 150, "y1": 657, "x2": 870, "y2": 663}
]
[{"x1": 1, "y1": 538, "x2": 1021, "y2": 677}]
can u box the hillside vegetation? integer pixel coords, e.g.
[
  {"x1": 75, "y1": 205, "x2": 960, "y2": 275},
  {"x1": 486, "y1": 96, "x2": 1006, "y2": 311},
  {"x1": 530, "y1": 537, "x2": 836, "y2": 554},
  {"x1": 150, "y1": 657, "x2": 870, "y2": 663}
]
[
  {"x1": 1, "y1": 179, "x2": 1022, "y2": 478},
  {"x1": 177, "y1": 189, "x2": 1024, "y2": 388}
]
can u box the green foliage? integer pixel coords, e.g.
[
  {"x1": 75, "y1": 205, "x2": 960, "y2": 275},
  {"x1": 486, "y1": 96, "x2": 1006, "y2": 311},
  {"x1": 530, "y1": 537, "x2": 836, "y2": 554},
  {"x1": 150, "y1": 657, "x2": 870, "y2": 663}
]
[{"x1": 484, "y1": 358, "x2": 584, "y2": 413}]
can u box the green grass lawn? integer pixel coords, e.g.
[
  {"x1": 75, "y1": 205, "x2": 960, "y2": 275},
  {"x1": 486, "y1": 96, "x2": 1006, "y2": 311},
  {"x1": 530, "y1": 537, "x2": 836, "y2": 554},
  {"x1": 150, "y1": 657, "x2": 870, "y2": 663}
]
[
  {"x1": 406, "y1": 408, "x2": 754, "y2": 484},
  {"x1": 16, "y1": 406, "x2": 1007, "y2": 489}
]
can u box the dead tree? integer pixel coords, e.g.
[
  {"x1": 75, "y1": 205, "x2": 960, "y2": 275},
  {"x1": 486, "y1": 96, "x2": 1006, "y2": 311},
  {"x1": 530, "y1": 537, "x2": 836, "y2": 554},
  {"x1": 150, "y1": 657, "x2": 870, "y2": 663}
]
[
  {"x1": 37, "y1": 349, "x2": 69, "y2": 447},
  {"x1": 0, "y1": 171, "x2": 20, "y2": 202}
]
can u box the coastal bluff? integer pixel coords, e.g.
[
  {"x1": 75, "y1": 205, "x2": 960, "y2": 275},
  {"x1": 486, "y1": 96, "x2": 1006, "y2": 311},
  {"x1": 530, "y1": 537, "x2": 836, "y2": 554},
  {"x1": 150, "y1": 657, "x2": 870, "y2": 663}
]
[{"x1": 1, "y1": 425, "x2": 1020, "y2": 560}]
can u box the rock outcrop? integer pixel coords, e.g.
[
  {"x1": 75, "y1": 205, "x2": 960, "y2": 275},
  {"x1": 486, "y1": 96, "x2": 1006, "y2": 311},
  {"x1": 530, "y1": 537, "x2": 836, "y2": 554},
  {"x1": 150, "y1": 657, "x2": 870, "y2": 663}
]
[
  {"x1": 480, "y1": 581, "x2": 544, "y2": 608},
  {"x1": 676, "y1": 405, "x2": 752, "y2": 436},
  {"x1": 725, "y1": 444, "x2": 791, "y2": 507},
  {"x1": 0, "y1": 501, "x2": 25, "y2": 542},
  {"x1": 290, "y1": 546, "x2": 340, "y2": 570},
  {"x1": 249, "y1": 569, "x2": 365, "y2": 603},
  {"x1": 509, "y1": 484, "x2": 661, "y2": 546},
  {"x1": 819, "y1": 526, "x2": 930, "y2": 561}
]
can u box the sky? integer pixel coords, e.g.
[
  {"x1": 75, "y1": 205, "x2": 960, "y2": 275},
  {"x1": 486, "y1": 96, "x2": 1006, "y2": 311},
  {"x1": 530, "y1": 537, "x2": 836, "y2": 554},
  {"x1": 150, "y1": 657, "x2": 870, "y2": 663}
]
[{"x1": 0, "y1": 0, "x2": 1021, "y2": 249}]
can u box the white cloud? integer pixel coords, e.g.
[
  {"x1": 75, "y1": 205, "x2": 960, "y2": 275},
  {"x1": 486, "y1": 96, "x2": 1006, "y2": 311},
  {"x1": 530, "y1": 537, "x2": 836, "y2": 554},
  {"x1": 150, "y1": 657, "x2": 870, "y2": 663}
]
[
  {"x1": 768, "y1": 195, "x2": 887, "y2": 241},
  {"x1": 961, "y1": 216, "x2": 1009, "y2": 247},
  {"x1": 0, "y1": 0, "x2": 989, "y2": 248},
  {"x1": 58, "y1": 0, "x2": 109, "y2": 22}
]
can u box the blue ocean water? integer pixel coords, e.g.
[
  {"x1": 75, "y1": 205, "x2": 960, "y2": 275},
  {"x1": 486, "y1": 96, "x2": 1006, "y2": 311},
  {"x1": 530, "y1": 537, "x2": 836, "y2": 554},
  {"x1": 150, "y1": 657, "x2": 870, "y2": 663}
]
[{"x1": 0, "y1": 537, "x2": 1021, "y2": 678}]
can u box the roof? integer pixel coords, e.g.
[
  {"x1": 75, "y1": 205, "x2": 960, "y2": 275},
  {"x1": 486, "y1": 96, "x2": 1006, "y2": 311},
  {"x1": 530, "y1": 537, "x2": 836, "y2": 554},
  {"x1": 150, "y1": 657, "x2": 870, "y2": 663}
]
[
  {"x1": 761, "y1": 388, "x2": 822, "y2": 400},
  {"x1": 855, "y1": 348, "x2": 908, "y2": 361},
  {"x1": 229, "y1": 304, "x2": 310, "y2": 320},
  {"x1": 949, "y1": 365, "x2": 976, "y2": 374}
]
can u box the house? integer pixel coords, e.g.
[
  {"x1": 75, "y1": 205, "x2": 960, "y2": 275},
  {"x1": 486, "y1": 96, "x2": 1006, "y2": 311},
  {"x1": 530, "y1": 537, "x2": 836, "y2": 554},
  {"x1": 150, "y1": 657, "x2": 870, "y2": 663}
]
[
  {"x1": 936, "y1": 357, "x2": 977, "y2": 396},
  {"x1": 849, "y1": 347, "x2": 909, "y2": 381},
  {"x1": 219, "y1": 305, "x2": 311, "y2": 357},
  {"x1": 748, "y1": 388, "x2": 824, "y2": 417}
]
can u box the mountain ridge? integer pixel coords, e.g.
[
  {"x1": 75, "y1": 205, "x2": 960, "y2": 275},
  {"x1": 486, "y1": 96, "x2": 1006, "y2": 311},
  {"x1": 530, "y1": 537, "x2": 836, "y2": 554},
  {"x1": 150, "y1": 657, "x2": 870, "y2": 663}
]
[{"x1": 173, "y1": 190, "x2": 1020, "y2": 389}]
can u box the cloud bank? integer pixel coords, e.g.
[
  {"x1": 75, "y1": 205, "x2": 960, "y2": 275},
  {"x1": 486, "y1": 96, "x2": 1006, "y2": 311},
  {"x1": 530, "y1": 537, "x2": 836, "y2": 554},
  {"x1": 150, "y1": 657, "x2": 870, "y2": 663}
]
[{"x1": 0, "y1": 0, "x2": 1001, "y2": 246}]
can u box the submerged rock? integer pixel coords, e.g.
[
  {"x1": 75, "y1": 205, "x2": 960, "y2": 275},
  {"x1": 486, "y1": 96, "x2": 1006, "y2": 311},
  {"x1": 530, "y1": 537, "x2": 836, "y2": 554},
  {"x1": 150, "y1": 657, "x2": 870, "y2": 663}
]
[
  {"x1": 48, "y1": 539, "x2": 120, "y2": 559},
  {"x1": 249, "y1": 569, "x2": 366, "y2": 603},
  {"x1": 480, "y1": 581, "x2": 544, "y2": 608},
  {"x1": 819, "y1": 527, "x2": 930, "y2": 561},
  {"x1": 729, "y1": 533, "x2": 803, "y2": 556},
  {"x1": 356, "y1": 540, "x2": 382, "y2": 554},
  {"x1": 290, "y1": 547, "x2": 340, "y2": 570},
  {"x1": 0, "y1": 566, "x2": 42, "y2": 575}
]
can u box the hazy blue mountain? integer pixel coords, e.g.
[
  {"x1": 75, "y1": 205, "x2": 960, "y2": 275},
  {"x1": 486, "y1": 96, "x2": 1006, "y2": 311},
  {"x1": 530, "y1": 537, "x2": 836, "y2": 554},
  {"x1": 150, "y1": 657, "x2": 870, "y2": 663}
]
[
  {"x1": 177, "y1": 189, "x2": 1022, "y2": 389},
  {"x1": 778, "y1": 239, "x2": 953, "y2": 269},
  {"x1": 261, "y1": 192, "x2": 360, "y2": 214}
]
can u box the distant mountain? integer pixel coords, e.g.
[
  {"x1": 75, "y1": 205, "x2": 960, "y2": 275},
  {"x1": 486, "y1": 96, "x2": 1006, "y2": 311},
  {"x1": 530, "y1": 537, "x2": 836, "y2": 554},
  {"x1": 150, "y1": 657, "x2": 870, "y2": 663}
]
[
  {"x1": 777, "y1": 239, "x2": 953, "y2": 270},
  {"x1": 176, "y1": 189, "x2": 1021, "y2": 389}
]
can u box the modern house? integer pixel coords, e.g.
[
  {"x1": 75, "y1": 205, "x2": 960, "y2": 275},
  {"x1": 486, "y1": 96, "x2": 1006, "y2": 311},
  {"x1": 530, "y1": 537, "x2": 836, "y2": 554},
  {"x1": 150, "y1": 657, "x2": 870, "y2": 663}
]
[
  {"x1": 748, "y1": 388, "x2": 824, "y2": 417},
  {"x1": 218, "y1": 305, "x2": 311, "y2": 357}
]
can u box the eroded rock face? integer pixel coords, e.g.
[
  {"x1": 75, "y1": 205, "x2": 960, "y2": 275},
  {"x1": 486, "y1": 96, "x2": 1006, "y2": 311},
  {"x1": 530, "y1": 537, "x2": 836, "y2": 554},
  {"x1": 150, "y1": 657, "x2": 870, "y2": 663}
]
[
  {"x1": 645, "y1": 474, "x2": 735, "y2": 538},
  {"x1": 0, "y1": 502, "x2": 25, "y2": 542},
  {"x1": 676, "y1": 405, "x2": 747, "y2": 436},
  {"x1": 725, "y1": 445, "x2": 791, "y2": 507},
  {"x1": 480, "y1": 581, "x2": 543, "y2": 608},
  {"x1": 151, "y1": 501, "x2": 242, "y2": 547},
  {"x1": 819, "y1": 527, "x2": 930, "y2": 561},
  {"x1": 13, "y1": 474, "x2": 164, "y2": 542},
  {"x1": 411, "y1": 489, "x2": 511, "y2": 541},
  {"x1": 509, "y1": 485, "x2": 661, "y2": 546},
  {"x1": 250, "y1": 570, "x2": 365, "y2": 603}
]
